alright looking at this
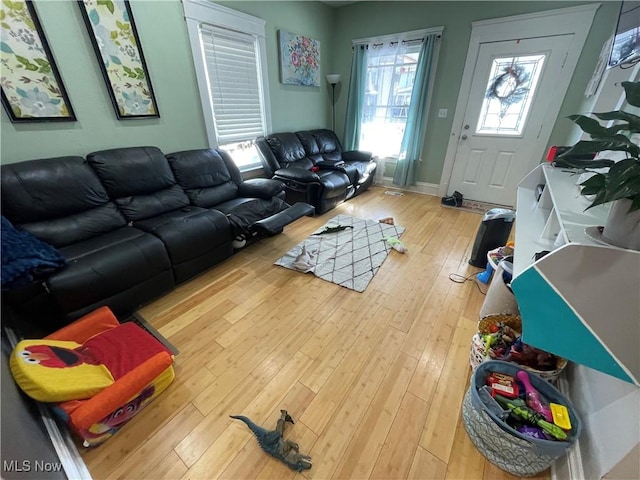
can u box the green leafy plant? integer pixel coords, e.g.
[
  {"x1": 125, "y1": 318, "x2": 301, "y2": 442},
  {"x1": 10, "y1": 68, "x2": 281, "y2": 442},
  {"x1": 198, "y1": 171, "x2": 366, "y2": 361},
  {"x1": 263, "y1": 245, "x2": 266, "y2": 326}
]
[{"x1": 555, "y1": 81, "x2": 640, "y2": 212}]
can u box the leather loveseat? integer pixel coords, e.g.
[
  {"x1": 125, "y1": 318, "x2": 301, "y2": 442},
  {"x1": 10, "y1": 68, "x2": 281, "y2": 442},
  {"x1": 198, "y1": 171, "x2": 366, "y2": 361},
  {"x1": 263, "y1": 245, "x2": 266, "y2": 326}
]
[
  {"x1": 1, "y1": 147, "x2": 313, "y2": 330},
  {"x1": 255, "y1": 129, "x2": 377, "y2": 215}
]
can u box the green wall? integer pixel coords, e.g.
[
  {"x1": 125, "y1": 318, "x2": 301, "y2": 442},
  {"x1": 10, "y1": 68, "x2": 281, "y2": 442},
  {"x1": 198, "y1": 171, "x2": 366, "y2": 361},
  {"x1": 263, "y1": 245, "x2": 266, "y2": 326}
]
[
  {"x1": 0, "y1": 0, "x2": 335, "y2": 164},
  {"x1": 0, "y1": 1, "x2": 621, "y2": 189},
  {"x1": 217, "y1": 1, "x2": 337, "y2": 131},
  {"x1": 333, "y1": 1, "x2": 621, "y2": 184}
]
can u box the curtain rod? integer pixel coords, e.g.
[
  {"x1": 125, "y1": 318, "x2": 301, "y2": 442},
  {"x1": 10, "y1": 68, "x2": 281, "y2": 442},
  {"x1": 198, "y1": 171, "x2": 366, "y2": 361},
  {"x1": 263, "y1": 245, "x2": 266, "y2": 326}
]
[{"x1": 353, "y1": 33, "x2": 441, "y2": 50}]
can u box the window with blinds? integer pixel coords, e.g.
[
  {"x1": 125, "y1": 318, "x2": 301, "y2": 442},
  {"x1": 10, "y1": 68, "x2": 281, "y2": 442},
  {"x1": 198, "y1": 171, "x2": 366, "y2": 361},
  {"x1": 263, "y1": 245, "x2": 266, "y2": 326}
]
[
  {"x1": 184, "y1": 0, "x2": 270, "y2": 171},
  {"x1": 200, "y1": 26, "x2": 266, "y2": 145}
]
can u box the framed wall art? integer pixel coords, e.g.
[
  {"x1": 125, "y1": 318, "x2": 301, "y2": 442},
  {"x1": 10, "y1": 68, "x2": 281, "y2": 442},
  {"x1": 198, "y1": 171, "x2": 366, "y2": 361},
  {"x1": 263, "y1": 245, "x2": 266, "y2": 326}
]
[
  {"x1": 78, "y1": 0, "x2": 159, "y2": 119},
  {"x1": 278, "y1": 30, "x2": 320, "y2": 87},
  {"x1": 0, "y1": 0, "x2": 76, "y2": 122}
]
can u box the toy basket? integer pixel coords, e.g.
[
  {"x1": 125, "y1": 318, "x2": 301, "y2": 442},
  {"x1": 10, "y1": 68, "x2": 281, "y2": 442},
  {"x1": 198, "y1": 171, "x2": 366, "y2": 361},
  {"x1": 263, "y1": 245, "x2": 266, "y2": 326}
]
[
  {"x1": 463, "y1": 360, "x2": 582, "y2": 476},
  {"x1": 470, "y1": 314, "x2": 567, "y2": 382}
]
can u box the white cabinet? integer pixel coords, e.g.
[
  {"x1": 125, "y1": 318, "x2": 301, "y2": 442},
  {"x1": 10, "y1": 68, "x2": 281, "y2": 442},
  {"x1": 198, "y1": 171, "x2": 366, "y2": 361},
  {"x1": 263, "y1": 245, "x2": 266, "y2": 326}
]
[
  {"x1": 511, "y1": 163, "x2": 639, "y2": 385},
  {"x1": 511, "y1": 163, "x2": 640, "y2": 480}
]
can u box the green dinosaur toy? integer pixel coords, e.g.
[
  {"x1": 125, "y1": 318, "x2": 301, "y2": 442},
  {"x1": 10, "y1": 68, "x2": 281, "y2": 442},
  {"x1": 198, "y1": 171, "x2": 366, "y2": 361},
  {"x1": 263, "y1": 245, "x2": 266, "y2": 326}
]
[
  {"x1": 230, "y1": 410, "x2": 312, "y2": 471},
  {"x1": 312, "y1": 225, "x2": 352, "y2": 235},
  {"x1": 494, "y1": 394, "x2": 568, "y2": 441}
]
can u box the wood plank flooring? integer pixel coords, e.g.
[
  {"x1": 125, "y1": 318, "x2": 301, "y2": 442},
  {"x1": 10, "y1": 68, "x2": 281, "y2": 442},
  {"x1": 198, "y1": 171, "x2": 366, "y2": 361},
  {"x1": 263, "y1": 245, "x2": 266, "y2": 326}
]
[{"x1": 81, "y1": 186, "x2": 549, "y2": 480}]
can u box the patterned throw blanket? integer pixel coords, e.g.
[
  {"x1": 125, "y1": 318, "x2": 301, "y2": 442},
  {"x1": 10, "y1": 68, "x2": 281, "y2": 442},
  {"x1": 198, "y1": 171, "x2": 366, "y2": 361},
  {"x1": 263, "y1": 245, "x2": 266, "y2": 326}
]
[
  {"x1": 275, "y1": 214, "x2": 405, "y2": 292},
  {"x1": 1, "y1": 216, "x2": 66, "y2": 289}
]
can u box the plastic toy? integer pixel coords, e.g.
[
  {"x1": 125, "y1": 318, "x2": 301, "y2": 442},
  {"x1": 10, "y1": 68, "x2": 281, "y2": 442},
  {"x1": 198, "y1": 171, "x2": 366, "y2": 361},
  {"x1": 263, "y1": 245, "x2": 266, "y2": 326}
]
[
  {"x1": 494, "y1": 395, "x2": 568, "y2": 441},
  {"x1": 313, "y1": 225, "x2": 352, "y2": 235},
  {"x1": 516, "y1": 370, "x2": 553, "y2": 422},
  {"x1": 487, "y1": 372, "x2": 518, "y2": 399},
  {"x1": 230, "y1": 410, "x2": 312, "y2": 471},
  {"x1": 378, "y1": 217, "x2": 395, "y2": 225},
  {"x1": 517, "y1": 425, "x2": 547, "y2": 440},
  {"x1": 384, "y1": 237, "x2": 406, "y2": 253},
  {"x1": 550, "y1": 403, "x2": 572, "y2": 430}
]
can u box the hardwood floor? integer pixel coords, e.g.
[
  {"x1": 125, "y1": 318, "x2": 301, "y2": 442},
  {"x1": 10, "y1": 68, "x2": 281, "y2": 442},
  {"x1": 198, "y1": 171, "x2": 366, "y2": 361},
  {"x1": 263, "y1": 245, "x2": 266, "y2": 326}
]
[{"x1": 81, "y1": 186, "x2": 549, "y2": 480}]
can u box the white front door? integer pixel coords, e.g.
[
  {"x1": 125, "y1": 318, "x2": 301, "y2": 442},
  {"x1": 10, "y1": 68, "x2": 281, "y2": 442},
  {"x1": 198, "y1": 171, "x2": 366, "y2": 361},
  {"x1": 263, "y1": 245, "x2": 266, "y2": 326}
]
[{"x1": 447, "y1": 35, "x2": 573, "y2": 206}]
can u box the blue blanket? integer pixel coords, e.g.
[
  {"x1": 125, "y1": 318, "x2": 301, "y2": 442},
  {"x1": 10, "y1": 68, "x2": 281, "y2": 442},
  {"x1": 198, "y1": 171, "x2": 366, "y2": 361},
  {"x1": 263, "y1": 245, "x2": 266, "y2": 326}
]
[{"x1": 1, "y1": 216, "x2": 66, "y2": 289}]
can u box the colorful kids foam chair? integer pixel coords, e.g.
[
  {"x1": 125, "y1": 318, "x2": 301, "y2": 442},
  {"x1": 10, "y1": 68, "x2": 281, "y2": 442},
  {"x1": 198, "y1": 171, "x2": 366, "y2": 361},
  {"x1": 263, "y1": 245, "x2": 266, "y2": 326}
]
[{"x1": 9, "y1": 306, "x2": 175, "y2": 446}]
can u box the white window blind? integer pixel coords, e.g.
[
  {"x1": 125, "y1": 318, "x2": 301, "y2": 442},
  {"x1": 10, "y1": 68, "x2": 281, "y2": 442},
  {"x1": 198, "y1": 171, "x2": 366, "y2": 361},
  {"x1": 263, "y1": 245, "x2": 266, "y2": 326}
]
[{"x1": 200, "y1": 25, "x2": 266, "y2": 145}]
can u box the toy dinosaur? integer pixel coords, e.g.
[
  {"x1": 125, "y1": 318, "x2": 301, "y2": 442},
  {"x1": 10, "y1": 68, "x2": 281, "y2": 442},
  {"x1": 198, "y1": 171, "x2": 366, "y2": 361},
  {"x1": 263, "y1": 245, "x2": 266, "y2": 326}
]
[
  {"x1": 313, "y1": 225, "x2": 352, "y2": 235},
  {"x1": 230, "y1": 410, "x2": 312, "y2": 471}
]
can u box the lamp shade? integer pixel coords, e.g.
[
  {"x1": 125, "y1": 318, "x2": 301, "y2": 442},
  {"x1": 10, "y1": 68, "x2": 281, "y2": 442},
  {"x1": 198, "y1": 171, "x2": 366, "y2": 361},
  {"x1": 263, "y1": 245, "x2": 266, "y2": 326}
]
[{"x1": 326, "y1": 74, "x2": 341, "y2": 85}]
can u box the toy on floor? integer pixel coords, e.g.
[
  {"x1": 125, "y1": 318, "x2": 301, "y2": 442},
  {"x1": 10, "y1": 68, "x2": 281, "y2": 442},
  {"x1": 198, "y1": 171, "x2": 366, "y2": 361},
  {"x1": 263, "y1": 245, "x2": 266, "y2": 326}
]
[
  {"x1": 313, "y1": 225, "x2": 352, "y2": 235},
  {"x1": 384, "y1": 236, "x2": 406, "y2": 253},
  {"x1": 378, "y1": 217, "x2": 395, "y2": 225},
  {"x1": 230, "y1": 410, "x2": 312, "y2": 471},
  {"x1": 292, "y1": 245, "x2": 316, "y2": 272}
]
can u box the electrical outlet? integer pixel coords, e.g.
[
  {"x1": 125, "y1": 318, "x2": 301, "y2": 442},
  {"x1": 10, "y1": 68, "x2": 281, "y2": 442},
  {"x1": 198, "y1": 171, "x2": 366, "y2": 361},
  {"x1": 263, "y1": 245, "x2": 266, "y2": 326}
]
[{"x1": 438, "y1": 109, "x2": 448, "y2": 118}]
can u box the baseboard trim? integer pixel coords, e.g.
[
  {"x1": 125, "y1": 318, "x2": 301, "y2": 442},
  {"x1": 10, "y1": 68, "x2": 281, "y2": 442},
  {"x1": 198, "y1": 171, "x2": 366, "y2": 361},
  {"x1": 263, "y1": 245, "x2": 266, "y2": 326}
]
[
  {"x1": 374, "y1": 177, "x2": 440, "y2": 196},
  {"x1": 552, "y1": 374, "x2": 585, "y2": 480}
]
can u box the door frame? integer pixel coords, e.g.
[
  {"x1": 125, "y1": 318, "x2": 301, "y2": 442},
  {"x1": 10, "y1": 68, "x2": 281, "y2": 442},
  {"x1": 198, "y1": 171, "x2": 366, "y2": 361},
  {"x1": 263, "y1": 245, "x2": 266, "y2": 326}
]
[{"x1": 438, "y1": 3, "x2": 600, "y2": 198}]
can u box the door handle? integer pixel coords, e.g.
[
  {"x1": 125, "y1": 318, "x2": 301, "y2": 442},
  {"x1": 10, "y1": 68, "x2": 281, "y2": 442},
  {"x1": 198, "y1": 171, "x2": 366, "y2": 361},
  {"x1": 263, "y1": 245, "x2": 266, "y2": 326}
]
[{"x1": 461, "y1": 134, "x2": 468, "y2": 140}]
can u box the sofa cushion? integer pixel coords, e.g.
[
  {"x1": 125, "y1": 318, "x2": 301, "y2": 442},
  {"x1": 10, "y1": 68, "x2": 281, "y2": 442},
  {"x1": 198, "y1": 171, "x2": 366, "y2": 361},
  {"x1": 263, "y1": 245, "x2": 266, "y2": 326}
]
[
  {"x1": 167, "y1": 149, "x2": 239, "y2": 207},
  {"x1": 87, "y1": 147, "x2": 189, "y2": 221},
  {"x1": 265, "y1": 133, "x2": 312, "y2": 167},
  {"x1": 52, "y1": 227, "x2": 172, "y2": 314},
  {"x1": 1, "y1": 157, "x2": 127, "y2": 247},
  {"x1": 133, "y1": 207, "x2": 232, "y2": 283}
]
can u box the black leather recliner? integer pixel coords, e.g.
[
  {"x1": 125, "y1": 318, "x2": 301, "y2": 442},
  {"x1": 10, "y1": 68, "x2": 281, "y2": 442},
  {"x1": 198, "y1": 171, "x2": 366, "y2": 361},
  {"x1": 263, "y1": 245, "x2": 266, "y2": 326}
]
[
  {"x1": 1, "y1": 157, "x2": 175, "y2": 325},
  {"x1": 1, "y1": 146, "x2": 313, "y2": 328},
  {"x1": 86, "y1": 147, "x2": 234, "y2": 285},
  {"x1": 166, "y1": 148, "x2": 313, "y2": 241},
  {"x1": 255, "y1": 129, "x2": 377, "y2": 215}
]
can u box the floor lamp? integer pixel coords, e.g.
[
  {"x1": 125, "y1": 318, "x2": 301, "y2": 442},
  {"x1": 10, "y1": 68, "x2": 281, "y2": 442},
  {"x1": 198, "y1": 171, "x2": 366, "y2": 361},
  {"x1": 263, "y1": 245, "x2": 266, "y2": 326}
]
[{"x1": 326, "y1": 74, "x2": 341, "y2": 131}]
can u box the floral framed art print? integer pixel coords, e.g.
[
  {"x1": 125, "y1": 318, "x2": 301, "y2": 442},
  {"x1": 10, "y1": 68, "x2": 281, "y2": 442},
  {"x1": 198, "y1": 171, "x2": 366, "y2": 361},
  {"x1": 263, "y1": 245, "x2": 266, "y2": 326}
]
[
  {"x1": 278, "y1": 30, "x2": 320, "y2": 87},
  {"x1": 0, "y1": 0, "x2": 76, "y2": 122},
  {"x1": 78, "y1": 0, "x2": 159, "y2": 119}
]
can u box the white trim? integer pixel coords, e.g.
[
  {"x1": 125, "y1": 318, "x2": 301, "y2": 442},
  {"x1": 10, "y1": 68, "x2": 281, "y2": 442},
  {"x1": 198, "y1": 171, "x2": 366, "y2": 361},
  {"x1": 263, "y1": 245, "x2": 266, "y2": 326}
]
[
  {"x1": 552, "y1": 374, "x2": 586, "y2": 480},
  {"x1": 183, "y1": 0, "x2": 266, "y2": 37},
  {"x1": 182, "y1": 0, "x2": 271, "y2": 151},
  {"x1": 374, "y1": 177, "x2": 440, "y2": 197},
  {"x1": 438, "y1": 3, "x2": 601, "y2": 197},
  {"x1": 352, "y1": 26, "x2": 443, "y2": 45}
]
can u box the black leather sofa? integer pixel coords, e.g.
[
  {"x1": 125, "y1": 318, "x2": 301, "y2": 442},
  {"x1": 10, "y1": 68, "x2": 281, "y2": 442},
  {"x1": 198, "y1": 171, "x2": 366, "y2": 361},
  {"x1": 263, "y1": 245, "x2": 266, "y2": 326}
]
[
  {"x1": 255, "y1": 129, "x2": 377, "y2": 214},
  {"x1": 1, "y1": 147, "x2": 312, "y2": 330}
]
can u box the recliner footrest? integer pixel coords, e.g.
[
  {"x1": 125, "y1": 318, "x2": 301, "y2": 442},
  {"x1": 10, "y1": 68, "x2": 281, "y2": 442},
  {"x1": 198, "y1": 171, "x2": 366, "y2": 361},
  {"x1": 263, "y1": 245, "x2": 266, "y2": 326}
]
[{"x1": 251, "y1": 202, "x2": 314, "y2": 236}]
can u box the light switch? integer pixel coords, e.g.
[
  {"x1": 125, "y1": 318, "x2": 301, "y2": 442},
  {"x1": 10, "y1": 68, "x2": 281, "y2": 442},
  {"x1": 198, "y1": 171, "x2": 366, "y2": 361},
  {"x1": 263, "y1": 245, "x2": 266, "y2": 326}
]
[{"x1": 438, "y1": 109, "x2": 448, "y2": 118}]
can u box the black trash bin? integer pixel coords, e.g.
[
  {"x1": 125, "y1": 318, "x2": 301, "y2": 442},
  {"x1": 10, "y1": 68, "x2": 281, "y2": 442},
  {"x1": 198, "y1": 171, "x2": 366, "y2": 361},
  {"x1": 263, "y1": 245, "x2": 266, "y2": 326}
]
[{"x1": 469, "y1": 208, "x2": 515, "y2": 267}]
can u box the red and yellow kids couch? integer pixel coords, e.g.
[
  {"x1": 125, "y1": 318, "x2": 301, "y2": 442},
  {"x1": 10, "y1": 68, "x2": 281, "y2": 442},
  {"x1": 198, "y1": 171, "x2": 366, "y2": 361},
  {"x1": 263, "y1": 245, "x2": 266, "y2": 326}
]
[{"x1": 10, "y1": 306, "x2": 175, "y2": 446}]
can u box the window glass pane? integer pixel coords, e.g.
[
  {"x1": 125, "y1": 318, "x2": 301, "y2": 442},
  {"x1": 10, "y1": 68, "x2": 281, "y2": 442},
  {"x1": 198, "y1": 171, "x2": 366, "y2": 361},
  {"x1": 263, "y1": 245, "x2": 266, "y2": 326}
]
[
  {"x1": 476, "y1": 54, "x2": 546, "y2": 136},
  {"x1": 220, "y1": 141, "x2": 260, "y2": 168},
  {"x1": 360, "y1": 43, "x2": 421, "y2": 158}
]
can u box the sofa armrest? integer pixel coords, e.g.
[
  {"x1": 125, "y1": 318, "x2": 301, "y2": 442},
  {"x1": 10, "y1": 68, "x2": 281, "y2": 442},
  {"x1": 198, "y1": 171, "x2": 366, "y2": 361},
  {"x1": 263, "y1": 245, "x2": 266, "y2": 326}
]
[
  {"x1": 44, "y1": 306, "x2": 119, "y2": 343},
  {"x1": 68, "y1": 352, "x2": 173, "y2": 431},
  {"x1": 274, "y1": 167, "x2": 320, "y2": 183},
  {"x1": 342, "y1": 150, "x2": 373, "y2": 163},
  {"x1": 317, "y1": 159, "x2": 346, "y2": 170},
  {"x1": 238, "y1": 178, "x2": 285, "y2": 200}
]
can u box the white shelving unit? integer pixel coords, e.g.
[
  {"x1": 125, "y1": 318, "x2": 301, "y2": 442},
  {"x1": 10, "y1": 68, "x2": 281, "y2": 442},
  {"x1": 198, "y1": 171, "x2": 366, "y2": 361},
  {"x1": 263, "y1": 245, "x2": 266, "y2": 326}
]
[
  {"x1": 513, "y1": 163, "x2": 611, "y2": 275},
  {"x1": 512, "y1": 163, "x2": 639, "y2": 385}
]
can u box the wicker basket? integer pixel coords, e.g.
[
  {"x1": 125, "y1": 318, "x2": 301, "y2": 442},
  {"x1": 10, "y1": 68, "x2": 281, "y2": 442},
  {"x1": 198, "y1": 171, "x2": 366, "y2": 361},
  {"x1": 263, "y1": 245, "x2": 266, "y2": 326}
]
[{"x1": 471, "y1": 314, "x2": 567, "y2": 382}]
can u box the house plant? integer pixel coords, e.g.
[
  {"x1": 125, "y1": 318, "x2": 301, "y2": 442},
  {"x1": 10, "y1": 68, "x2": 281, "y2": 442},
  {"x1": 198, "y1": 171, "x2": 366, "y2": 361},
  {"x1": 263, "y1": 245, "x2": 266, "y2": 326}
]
[{"x1": 555, "y1": 80, "x2": 640, "y2": 250}]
